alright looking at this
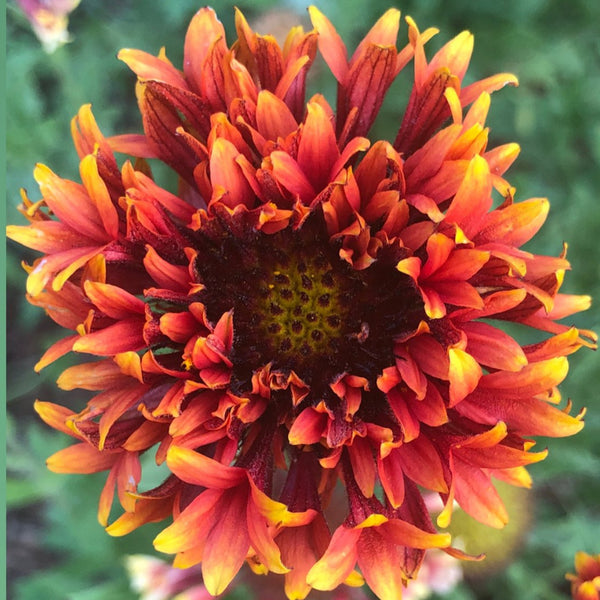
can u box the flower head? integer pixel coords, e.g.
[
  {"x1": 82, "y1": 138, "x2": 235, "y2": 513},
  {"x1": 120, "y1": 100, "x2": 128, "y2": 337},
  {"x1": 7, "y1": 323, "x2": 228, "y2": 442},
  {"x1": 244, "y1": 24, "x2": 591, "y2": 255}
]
[
  {"x1": 7, "y1": 6, "x2": 596, "y2": 600},
  {"x1": 567, "y1": 552, "x2": 600, "y2": 600}
]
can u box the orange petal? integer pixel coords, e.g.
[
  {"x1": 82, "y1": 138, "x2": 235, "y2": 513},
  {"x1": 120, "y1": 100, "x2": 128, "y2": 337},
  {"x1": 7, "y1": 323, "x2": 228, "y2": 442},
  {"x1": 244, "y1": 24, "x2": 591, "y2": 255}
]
[
  {"x1": 448, "y1": 348, "x2": 482, "y2": 406},
  {"x1": 84, "y1": 281, "x2": 145, "y2": 319},
  {"x1": 475, "y1": 197, "x2": 549, "y2": 247},
  {"x1": 79, "y1": 154, "x2": 119, "y2": 239},
  {"x1": 396, "y1": 436, "x2": 448, "y2": 493},
  {"x1": 202, "y1": 488, "x2": 250, "y2": 596},
  {"x1": 57, "y1": 359, "x2": 123, "y2": 391},
  {"x1": 153, "y1": 488, "x2": 221, "y2": 553},
  {"x1": 383, "y1": 519, "x2": 451, "y2": 549},
  {"x1": 356, "y1": 526, "x2": 407, "y2": 600},
  {"x1": 34, "y1": 400, "x2": 77, "y2": 436},
  {"x1": 6, "y1": 222, "x2": 89, "y2": 254},
  {"x1": 297, "y1": 101, "x2": 339, "y2": 191},
  {"x1": 246, "y1": 499, "x2": 289, "y2": 575},
  {"x1": 306, "y1": 526, "x2": 360, "y2": 591},
  {"x1": 143, "y1": 245, "x2": 190, "y2": 292},
  {"x1": 97, "y1": 383, "x2": 147, "y2": 450},
  {"x1": 394, "y1": 347, "x2": 427, "y2": 400},
  {"x1": 308, "y1": 6, "x2": 348, "y2": 83},
  {"x1": 256, "y1": 89, "x2": 298, "y2": 141},
  {"x1": 429, "y1": 30, "x2": 473, "y2": 81},
  {"x1": 386, "y1": 387, "x2": 420, "y2": 442},
  {"x1": 279, "y1": 516, "x2": 331, "y2": 600},
  {"x1": 460, "y1": 72, "x2": 519, "y2": 107},
  {"x1": 118, "y1": 48, "x2": 188, "y2": 88},
  {"x1": 348, "y1": 436, "x2": 376, "y2": 498},
  {"x1": 444, "y1": 154, "x2": 492, "y2": 237},
  {"x1": 463, "y1": 321, "x2": 528, "y2": 372},
  {"x1": 166, "y1": 445, "x2": 245, "y2": 489},
  {"x1": 34, "y1": 334, "x2": 78, "y2": 371},
  {"x1": 249, "y1": 478, "x2": 316, "y2": 527},
  {"x1": 270, "y1": 150, "x2": 316, "y2": 204},
  {"x1": 479, "y1": 356, "x2": 568, "y2": 397},
  {"x1": 34, "y1": 163, "x2": 107, "y2": 242},
  {"x1": 452, "y1": 456, "x2": 508, "y2": 528},
  {"x1": 209, "y1": 137, "x2": 255, "y2": 208},
  {"x1": 457, "y1": 391, "x2": 585, "y2": 437},
  {"x1": 46, "y1": 442, "x2": 117, "y2": 474},
  {"x1": 73, "y1": 317, "x2": 146, "y2": 356},
  {"x1": 107, "y1": 495, "x2": 173, "y2": 537},
  {"x1": 183, "y1": 7, "x2": 227, "y2": 93},
  {"x1": 288, "y1": 407, "x2": 326, "y2": 445},
  {"x1": 377, "y1": 453, "x2": 405, "y2": 508}
]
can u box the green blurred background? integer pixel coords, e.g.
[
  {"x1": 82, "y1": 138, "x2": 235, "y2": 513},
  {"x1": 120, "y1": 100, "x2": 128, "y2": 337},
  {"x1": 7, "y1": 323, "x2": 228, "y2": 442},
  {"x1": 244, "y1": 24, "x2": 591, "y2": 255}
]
[{"x1": 6, "y1": 0, "x2": 600, "y2": 598}]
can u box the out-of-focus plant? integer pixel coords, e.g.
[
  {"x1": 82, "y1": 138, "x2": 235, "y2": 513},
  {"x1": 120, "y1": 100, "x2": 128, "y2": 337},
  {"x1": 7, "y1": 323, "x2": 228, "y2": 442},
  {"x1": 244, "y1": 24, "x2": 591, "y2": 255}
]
[{"x1": 15, "y1": 0, "x2": 81, "y2": 53}]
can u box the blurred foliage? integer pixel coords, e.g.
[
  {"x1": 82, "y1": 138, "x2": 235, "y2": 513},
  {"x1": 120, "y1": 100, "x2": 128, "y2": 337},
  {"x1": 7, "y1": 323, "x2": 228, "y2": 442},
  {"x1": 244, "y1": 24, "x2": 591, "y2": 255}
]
[{"x1": 6, "y1": 0, "x2": 600, "y2": 599}]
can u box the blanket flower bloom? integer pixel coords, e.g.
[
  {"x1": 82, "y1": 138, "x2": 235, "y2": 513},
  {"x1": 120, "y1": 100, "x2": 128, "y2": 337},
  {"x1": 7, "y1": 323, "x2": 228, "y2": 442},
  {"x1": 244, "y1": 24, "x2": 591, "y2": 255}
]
[
  {"x1": 8, "y1": 6, "x2": 596, "y2": 600},
  {"x1": 567, "y1": 552, "x2": 600, "y2": 600}
]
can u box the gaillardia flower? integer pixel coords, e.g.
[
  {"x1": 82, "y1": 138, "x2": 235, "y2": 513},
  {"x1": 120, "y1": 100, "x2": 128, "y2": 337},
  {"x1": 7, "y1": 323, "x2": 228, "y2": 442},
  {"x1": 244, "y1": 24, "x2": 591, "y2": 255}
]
[
  {"x1": 567, "y1": 552, "x2": 600, "y2": 600},
  {"x1": 8, "y1": 6, "x2": 596, "y2": 600}
]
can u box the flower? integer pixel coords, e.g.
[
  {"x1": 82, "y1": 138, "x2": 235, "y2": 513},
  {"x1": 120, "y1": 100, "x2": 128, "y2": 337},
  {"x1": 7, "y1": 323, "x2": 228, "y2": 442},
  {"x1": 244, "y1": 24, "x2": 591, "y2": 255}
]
[
  {"x1": 125, "y1": 554, "x2": 210, "y2": 600},
  {"x1": 7, "y1": 6, "x2": 596, "y2": 600},
  {"x1": 16, "y1": 0, "x2": 81, "y2": 53},
  {"x1": 567, "y1": 552, "x2": 600, "y2": 600}
]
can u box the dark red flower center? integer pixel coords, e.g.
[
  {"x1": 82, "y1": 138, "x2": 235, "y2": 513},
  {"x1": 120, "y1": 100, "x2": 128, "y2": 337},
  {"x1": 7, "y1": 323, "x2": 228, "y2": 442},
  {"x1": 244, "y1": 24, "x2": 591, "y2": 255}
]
[{"x1": 193, "y1": 210, "x2": 426, "y2": 395}]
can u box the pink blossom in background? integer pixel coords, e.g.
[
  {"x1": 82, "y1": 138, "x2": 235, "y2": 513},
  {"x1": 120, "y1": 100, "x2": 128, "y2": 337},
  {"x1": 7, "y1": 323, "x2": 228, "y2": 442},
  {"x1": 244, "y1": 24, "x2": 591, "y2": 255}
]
[{"x1": 16, "y1": 0, "x2": 80, "y2": 52}]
